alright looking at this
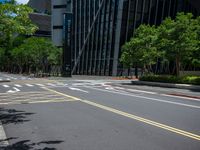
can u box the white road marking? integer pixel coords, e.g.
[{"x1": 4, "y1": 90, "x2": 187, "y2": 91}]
[
  {"x1": 47, "y1": 83, "x2": 56, "y2": 86},
  {"x1": 7, "y1": 87, "x2": 20, "y2": 93},
  {"x1": 115, "y1": 87, "x2": 125, "y2": 90},
  {"x1": 69, "y1": 87, "x2": 89, "y2": 93},
  {"x1": 127, "y1": 89, "x2": 157, "y2": 94},
  {"x1": 26, "y1": 84, "x2": 34, "y2": 87},
  {"x1": 14, "y1": 84, "x2": 22, "y2": 87},
  {"x1": 73, "y1": 83, "x2": 84, "y2": 86},
  {"x1": 36, "y1": 84, "x2": 45, "y2": 87},
  {"x1": 3, "y1": 85, "x2": 9, "y2": 88},
  {"x1": 105, "y1": 87, "x2": 114, "y2": 90},
  {"x1": 0, "y1": 122, "x2": 9, "y2": 146},
  {"x1": 85, "y1": 86, "x2": 200, "y2": 109}
]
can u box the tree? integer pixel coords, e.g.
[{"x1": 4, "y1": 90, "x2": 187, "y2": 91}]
[
  {"x1": 120, "y1": 25, "x2": 161, "y2": 74},
  {"x1": 191, "y1": 16, "x2": 200, "y2": 68},
  {"x1": 158, "y1": 13, "x2": 198, "y2": 76},
  {"x1": 0, "y1": 2, "x2": 38, "y2": 71},
  {"x1": 120, "y1": 12, "x2": 200, "y2": 77},
  {"x1": 11, "y1": 37, "x2": 62, "y2": 74}
]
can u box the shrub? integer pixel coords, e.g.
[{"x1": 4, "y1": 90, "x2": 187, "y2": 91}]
[{"x1": 139, "y1": 75, "x2": 200, "y2": 85}]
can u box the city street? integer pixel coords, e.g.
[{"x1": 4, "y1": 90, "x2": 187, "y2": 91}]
[{"x1": 0, "y1": 72, "x2": 200, "y2": 150}]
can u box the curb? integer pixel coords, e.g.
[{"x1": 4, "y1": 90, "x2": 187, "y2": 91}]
[
  {"x1": 0, "y1": 80, "x2": 10, "y2": 83},
  {"x1": 131, "y1": 81, "x2": 200, "y2": 91}
]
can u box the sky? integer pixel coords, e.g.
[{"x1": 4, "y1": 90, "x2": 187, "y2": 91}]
[
  {"x1": 0, "y1": 0, "x2": 29, "y2": 4},
  {"x1": 16, "y1": 0, "x2": 29, "y2": 4}
]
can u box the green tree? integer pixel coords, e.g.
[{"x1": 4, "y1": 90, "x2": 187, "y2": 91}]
[
  {"x1": 11, "y1": 37, "x2": 62, "y2": 74},
  {"x1": 191, "y1": 16, "x2": 200, "y2": 68},
  {"x1": 158, "y1": 13, "x2": 198, "y2": 76},
  {"x1": 120, "y1": 25, "x2": 161, "y2": 74},
  {"x1": 0, "y1": 2, "x2": 38, "y2": 71},
  {"x1": 121, "y1": 12, "x2": 200, "y2": 77}
]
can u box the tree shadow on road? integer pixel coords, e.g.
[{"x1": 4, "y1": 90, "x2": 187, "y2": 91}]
[
  {"x1": 0, "y1": 138, "x2": 64, "y2": 150},
  {"x1": 0, "y1": 108, "x2": 35, "y2": 125}
]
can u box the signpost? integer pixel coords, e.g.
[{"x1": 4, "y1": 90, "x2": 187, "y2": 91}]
[{"x1": 62, "y1": 13, "x2": 72, "y2": 77}]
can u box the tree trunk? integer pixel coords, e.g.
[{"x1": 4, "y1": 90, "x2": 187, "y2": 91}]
[{"x1": 176, "y1": 55, "x2": 180, "y2": 76}]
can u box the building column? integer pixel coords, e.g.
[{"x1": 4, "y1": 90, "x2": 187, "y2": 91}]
[{"x1": 112, "y1": 0, "x2": 124, "y2": 76}]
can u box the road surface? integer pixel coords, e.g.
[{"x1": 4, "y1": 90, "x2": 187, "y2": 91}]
[{"x1": 0, "y1": 72, "x2": 200, "y2": 150}]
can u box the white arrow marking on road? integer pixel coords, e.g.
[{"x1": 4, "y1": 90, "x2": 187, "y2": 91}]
[
  {"x1": 7, "y1": 87, "x2": 20, "y2": 93},
  {"x1": 69, "y1": 87, "x2": 89, "y2": 93}
]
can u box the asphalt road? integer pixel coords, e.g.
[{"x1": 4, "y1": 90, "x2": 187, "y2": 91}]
[{"x1": 0, "y1": 73, "x2": 200, "y2": 150}]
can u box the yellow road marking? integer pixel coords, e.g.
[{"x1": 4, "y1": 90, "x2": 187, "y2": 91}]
[
  {"x1": 42, "y1": 87, "x2": 81, "y2": 100},
  {"x1": 44, "y1": 87, "x2": 200, "y2": 141}
]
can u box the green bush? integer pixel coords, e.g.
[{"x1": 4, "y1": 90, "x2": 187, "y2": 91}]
[{"x1": 139, "y1": 75, "x2": 200, "y2": 85}]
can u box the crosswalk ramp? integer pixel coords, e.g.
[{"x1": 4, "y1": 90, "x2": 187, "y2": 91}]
[{"x1": 0, "y1": 91, "x2": 77, "y2": 105}]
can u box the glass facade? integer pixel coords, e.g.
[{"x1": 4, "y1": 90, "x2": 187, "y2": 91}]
[{"x1": 68, "y1": 0, "x2": 199, "y2": 76}]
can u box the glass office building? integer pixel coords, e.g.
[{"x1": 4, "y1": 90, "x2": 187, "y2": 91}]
[{"x1": 52, "y1": 0, "x2": 200, "y2": 76}]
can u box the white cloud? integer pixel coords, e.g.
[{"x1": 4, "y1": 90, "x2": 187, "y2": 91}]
[{"x1": 16, "y1": 0, "x2": 29, "y2": 4}]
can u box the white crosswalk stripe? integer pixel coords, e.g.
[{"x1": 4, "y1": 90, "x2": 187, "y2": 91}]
[
  {"x1": 14, "y1": 84, "x2": 22, "y2": 87},
  {"x1": 36, "y1": 84, "x2": 45, "y2": 87},
  {"x1": 3, "y1": 85, "x2": 9, "y2": 88},
  {"x1": 26, "y1": 84, "x2": 34, "y2": 87}
]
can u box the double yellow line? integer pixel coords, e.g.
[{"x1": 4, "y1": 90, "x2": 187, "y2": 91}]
[{"x1": 44, "y1": 87, "x2": 200, "y2": 141}]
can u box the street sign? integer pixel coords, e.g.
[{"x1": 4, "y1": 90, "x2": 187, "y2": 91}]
[{"x1": 62, "y1": 13, "x2": 73, "y2": 77}]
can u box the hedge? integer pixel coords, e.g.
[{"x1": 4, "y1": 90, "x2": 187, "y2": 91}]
[{"x1": 139, "y1": 75, "x2": 200, "y2": 85}]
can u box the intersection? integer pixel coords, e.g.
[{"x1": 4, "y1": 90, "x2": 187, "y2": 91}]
[{"x1": 0, "y1": 73, "x2": 200, "y2": 150}]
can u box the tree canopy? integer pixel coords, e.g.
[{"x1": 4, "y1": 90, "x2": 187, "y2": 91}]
[
  {"x1": 0, "y1": 2, "x2": 61, "y2": 75},
  {"x1": 11, "y1": 37, "x2": 62, "y2": 74},
  {"x1": 120, "y1": 13, "x2": 200, "y2": 76}
]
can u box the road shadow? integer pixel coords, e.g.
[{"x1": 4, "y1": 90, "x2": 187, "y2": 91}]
[
  {"x1": 0, "y1": 108, "x2": 35, "y2": 125},
  {"x1": 0, "y1": 138, "x2": 64, "y2": 150}
]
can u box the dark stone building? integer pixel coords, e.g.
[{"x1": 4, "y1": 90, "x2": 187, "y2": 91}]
[
  {"x1": 52, "y1": 0, "x2": 200, "y2": 76},
  {"x1": 28, "y1": 0, "x2": 51, "y2": 37}
]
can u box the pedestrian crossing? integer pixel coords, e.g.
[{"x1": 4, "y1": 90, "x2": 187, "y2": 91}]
[
  {"x1": 0, "y1": 91, "x2": 77, "y2": 105},
  {"x1": 0, "y1": 81, "x2": 115, "y2": 94},
  {"x1": 0, "y1": 76, "x2": 34, "y2": 81},
  {"x1": 0, "y1": 83, "x2": 68, "y2": 89},
  {"x1": 0, "y1": 81, "x2": 110, "y2": 89}
]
